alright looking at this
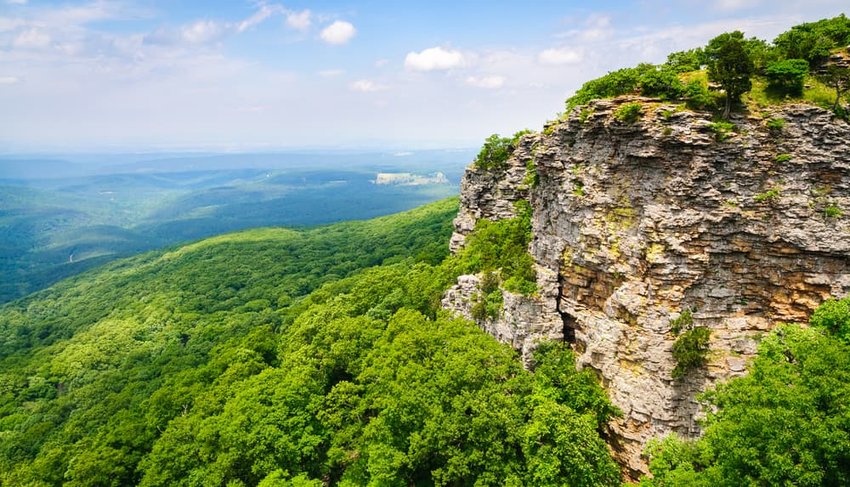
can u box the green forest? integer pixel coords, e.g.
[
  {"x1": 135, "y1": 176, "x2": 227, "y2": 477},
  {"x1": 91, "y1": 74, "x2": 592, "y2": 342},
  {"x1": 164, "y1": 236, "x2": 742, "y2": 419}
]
[{"x1": 0, "y1": 199, "x2": 620, "y2": 486}]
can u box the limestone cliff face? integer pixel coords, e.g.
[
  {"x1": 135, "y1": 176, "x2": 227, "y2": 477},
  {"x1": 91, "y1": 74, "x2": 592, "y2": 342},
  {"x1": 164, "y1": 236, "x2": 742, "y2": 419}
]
[{"x1": 443, "y1": 97, "x2": 850, "y2": 476}]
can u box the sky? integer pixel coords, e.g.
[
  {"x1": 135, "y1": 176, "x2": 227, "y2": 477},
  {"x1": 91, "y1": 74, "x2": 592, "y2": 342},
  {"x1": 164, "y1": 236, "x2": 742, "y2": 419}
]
[{"x1": 0, "y1": 0, "x2": 847, "y2": 153}]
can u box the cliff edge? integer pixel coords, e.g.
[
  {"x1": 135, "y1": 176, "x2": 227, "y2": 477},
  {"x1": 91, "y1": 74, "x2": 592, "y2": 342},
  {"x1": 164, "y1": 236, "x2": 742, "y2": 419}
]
[{"x1": 443, "y1": 97, "x2": 850, "y2": 476}]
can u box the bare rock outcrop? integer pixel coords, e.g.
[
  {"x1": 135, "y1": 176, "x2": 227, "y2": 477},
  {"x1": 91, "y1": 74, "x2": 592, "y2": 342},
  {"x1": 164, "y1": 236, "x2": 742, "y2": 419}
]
[{"x1": 443, "y1": 97, "x2": 850, "y2": 478}]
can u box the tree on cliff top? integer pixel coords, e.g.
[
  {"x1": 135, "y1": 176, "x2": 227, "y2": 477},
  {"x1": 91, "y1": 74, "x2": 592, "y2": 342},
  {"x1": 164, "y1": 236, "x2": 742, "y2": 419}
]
[
  {"x1": 705, "y1": 31, "x2": 754, "y2": 119},
  {"x1": 817, "y1": 64, "x2": 850, "y2": 111}
]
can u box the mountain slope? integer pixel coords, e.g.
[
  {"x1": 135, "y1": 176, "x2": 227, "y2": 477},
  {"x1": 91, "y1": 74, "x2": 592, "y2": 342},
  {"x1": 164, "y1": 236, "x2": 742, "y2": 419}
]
[
  {"x1": 0, "y1": 166, "x2": 458, "y2": 304},
  {"x1": 0, "y1": 198, "x2": 619, "y2": 486}
]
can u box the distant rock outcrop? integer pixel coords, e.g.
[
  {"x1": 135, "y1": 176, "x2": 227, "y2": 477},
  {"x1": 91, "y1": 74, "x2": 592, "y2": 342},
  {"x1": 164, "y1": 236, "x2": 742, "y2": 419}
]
[
  {"x1": 373, "y1": 171, "x2": 448, "y2": 186},
  {"x1": 443, "y1": 97, "x2": 850, "y2": 477}
]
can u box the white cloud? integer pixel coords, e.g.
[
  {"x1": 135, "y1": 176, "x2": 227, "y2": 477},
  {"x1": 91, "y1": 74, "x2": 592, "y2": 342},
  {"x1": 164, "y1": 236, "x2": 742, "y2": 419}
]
[
  {"x1": 538, "y1": 47, "x2": 583, "y2": 65},
  {"x1": 286, "y1": 10, "x2": 311, "y2": 31},
  {"x1": 41, "y1": 2, "x2": 129, "y2": 26},
  {"x1": 350, "y1": 79, "x2": 386, "y2": 92},
  {"x1": 237, "y1": 4, "x2": 280, "y2": 33},
  {"x1": 13, "y1": 28, "x2": 51, "y2": 49},
  {"x1": 144, "y1": 5, "x2": 282, "y2": 47},
  {"x1": 318, "y1": 69, "x2": 344, "y2": 77},
  {"x1": 465, "y1": 75, "x2": 505, "y2": 89},
  {"x1": 404, "y1": 47, "x2": 465, "y2": 71},
  {"x1": 5, "y1": 1, "x2": 848, "y2": 152},
  {"x1": 320, "y1": 20, "x2": 356, "y2": 45},
  {"x1": 180, "y1": 20, "x2": 227, "y2": 44},
  {"x1": 579, "y1": 14, "x2": 613, "y2": 41}
]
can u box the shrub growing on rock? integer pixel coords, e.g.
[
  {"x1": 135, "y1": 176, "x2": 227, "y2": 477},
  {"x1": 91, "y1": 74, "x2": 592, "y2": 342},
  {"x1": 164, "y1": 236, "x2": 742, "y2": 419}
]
[
  {"x1": 614, "y1": 103, "x2": 644, "y2": 124},
  {"x1": 671, "y1": 326, "x2": 711, "y2": 378}
]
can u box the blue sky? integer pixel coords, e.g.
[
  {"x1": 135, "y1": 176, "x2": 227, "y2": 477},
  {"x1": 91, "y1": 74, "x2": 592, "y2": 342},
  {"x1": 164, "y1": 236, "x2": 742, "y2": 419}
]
[{"x1": 0, "y1": 0, "x2": 847, "y2": 152}]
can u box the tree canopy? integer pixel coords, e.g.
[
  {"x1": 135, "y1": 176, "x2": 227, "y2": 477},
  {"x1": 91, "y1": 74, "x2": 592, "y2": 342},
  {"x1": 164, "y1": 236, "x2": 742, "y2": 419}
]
[
  {"x1": 564, "y1": 15, "x2": 850, "y2": 119},
  {"x1": 705, "y1": 31, "x2": 755, "y2": 118},
  {"x1": 0, "y1": 198, "x2": 619, "y2": 486}
]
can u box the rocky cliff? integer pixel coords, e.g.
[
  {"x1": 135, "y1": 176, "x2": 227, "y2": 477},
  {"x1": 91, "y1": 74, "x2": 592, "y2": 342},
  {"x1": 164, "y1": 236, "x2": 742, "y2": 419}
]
[{"x1": 443, "y1": 97, "x2": 850, "y2": 477}]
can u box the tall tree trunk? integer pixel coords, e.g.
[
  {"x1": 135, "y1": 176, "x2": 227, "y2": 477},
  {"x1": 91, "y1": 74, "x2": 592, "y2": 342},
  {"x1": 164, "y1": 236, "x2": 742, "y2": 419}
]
[{"x1": 723, "y1": 93, "x2": 731, "y2": 119}]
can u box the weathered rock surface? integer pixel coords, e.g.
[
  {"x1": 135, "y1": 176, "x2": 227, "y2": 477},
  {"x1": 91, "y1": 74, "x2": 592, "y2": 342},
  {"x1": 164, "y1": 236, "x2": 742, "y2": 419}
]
[{"x1": 443, "y1": 97, "x2": 850, "y2": 478}]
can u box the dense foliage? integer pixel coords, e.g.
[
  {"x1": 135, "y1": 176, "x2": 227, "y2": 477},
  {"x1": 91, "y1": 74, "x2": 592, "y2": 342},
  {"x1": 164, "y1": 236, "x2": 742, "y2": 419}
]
[
  {"x1": 643, "y1": 297, "x2": 850, "y2": 486},
  {"x1": 774, "y1": 15, "x2": 850, "y2": 64},
  {"x1": 705, "y1": 31, "x2": 755, "y2": 118},
  {"x1": 0, "y1": 198, "x2": 618, "y2": 486},
  {"x1": 765, "y1": 58, "x2": 809, "y2": 95},
  {"x1": 564, "y1": 15, "x2": 850, "y2": 118},
  {"x1": 670, "y1": 327, "x2": 711, "y2": 379},
  {"x1": 451, "y1": 200, "x2": 537, "y2": 295},
  {"x1": 566, "y1": 63, "x2": 655, "y2": 108},
  {"x1": 473, "y1": 130, "x2": 532, "y2": 170}
]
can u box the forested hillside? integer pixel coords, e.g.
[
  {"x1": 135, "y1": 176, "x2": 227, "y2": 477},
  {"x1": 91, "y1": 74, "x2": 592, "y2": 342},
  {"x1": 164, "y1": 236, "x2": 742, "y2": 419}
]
[
  {"x1": 0, "y1": 163, "x2": 460, "y2": 304},
  {"x1": 0, "y1": 198, "x2": 619, "y2": 486}
]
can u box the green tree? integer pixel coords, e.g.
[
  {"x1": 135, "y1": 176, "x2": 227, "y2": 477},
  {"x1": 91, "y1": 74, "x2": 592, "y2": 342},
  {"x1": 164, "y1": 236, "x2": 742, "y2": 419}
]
[
  {"x1": 774, "y1": 15, "x2": 850, "y2": 65},
  {"x1": 765, "y1": 58, "x2": 809, "y2": 95},
  {"x1": 474, "y1": 134, "x2": 513, "y2": 170},
  {"x1": 810, "y1": 296, "x2": 850, "y2": 341},
  {"x1": 664, "y1": 48, "x2": 706, "y2": 73},
  {"x1": 705, "y1": 31, "x2": 755, "y2": 118},
  {"x1": 742, "y1": 37, "x2": 780, "y2": 73},
  {"x1": 817, "y1": 64, "x2": 850, "y2": 111},
  {"x1": 638, "y1": 68, "x2": 685, "y2": 99}
]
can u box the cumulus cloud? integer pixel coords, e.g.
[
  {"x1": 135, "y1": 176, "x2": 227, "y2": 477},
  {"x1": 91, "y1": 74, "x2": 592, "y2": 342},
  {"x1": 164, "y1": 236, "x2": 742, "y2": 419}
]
[
  {"x1": 404, "y1": 47, "x2": 464, "y2": 71},
  {"x1": 0, "y1": 76, "x2": 20, "y2": 84},
  {"x1": 286, "y1": 9, "x2": 311, "y2": 31},
  {"x1": 465, "y1": 75, "x2": 505, "y2": 89},
  {"x1": 12, "y1": 28, "x2": 51, "y2": 49},
  {"x1": 320, "y1": 20, "x2": 356, "y2": 45},
  {"x1": 349, "y1": 79, "x2": 386, "y2": 92},
  {"x1": 538, "y1": 47, "x2": 583, "y2": 65}
]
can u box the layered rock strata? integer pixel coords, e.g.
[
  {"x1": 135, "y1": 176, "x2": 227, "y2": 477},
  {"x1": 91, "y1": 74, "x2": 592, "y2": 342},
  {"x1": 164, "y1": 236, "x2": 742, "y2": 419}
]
[{"x1": 443, "y1": 97, "x2": 850, "y2": 477}]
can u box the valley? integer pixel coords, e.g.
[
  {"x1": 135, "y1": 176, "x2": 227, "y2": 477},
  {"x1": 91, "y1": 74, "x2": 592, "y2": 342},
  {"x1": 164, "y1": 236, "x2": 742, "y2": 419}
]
[{"x1": 0, "y1": 151, "x2": 469, "y2": 303}]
